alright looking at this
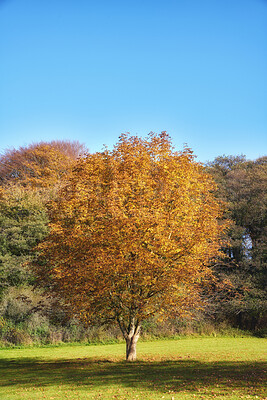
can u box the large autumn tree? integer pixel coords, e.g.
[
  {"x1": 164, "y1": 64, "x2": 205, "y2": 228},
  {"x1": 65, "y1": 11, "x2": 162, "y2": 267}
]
[{"x1": 36, "y1": 133, "x2": 226, "y2": 360}]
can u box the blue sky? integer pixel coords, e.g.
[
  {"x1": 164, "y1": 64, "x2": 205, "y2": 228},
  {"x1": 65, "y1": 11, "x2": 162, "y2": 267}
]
[{"x1": 0, "y1": 0, "x2": 266, "y2": 162}]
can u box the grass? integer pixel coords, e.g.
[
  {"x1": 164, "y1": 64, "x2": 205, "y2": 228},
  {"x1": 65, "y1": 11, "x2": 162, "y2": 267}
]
[{"x1": 0, "y1": 337, "x2": 266, "y2": 399}]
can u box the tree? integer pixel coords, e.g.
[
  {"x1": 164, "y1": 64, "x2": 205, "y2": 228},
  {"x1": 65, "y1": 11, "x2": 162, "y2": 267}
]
[
  {"x1": 206, "y1": 155, "x2": 267, "y2": 331},
  {"x1": 0, "y1": 185, "x2": 49, "y2": 299},
  {"x1": 0, "y1": 140, "x2": 87, "y2": 189},
  {"x1": 36, "y1": 133, "x2": 226, "y2": 360},
  {"x1": 0, "y1": 140, "x2": 89, "y2": 344}
]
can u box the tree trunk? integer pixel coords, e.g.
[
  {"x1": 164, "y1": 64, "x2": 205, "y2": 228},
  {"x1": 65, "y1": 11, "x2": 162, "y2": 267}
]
[
  {"x1": 126, "y1": 331, "x2": 139, "y2": 361},
  {"x1": 117, "y1": 317, "x2": 141, "y2": 361}
]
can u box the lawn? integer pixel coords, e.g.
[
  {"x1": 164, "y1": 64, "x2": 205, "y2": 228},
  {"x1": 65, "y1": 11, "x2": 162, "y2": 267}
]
[{"x1": 0, "y1": 337, "x2": 266, "y2": 399}]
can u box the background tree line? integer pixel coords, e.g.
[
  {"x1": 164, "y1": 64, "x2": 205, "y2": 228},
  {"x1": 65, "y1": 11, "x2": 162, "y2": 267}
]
[{"x1": 0, "y1": 139, "x2": 266, "y2": 346}]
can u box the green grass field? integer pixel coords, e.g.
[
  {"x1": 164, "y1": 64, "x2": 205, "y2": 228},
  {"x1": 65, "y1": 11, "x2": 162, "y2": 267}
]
[{"x1": 0, "y1": 337, "x2": 266, "y2": 400}]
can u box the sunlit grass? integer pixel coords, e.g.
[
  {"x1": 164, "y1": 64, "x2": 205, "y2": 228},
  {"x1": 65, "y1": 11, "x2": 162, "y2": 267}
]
[{"x1": 1, "y1": 337, "x2": 266, "y2": 399}]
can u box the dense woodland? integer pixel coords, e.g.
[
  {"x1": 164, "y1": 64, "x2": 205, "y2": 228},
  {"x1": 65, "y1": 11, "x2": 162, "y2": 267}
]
[{"x1": 0, "y1": 138, "x2": 266, "y2": 347}]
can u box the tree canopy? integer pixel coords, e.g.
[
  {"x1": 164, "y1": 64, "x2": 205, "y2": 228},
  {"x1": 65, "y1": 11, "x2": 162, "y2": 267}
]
[
  {"x1": 0, "y1": 185, "x2": 49, "y2": 299},
  {"x1": 0, "y1": 140, "x2": 87, "y2": 189},
  {"x1": 207, "y1": 155, "x2": 267, "y2": 330},
  {"x1": 36, "y1": 133, "x2": 226, "y2": 360}
]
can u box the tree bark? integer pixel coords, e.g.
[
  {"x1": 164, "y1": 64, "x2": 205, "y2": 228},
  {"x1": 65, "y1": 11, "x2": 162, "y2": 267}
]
[
  {"x1": 125, "y1": 330, "x2": 140, "y2": 361},
  {"x1": 117, "y1": 317, "x2": 141, "y2": 361}
]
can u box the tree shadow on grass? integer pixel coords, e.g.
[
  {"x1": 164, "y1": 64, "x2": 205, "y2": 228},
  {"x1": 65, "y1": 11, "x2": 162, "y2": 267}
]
[{"x1": 1, "y1": 357, "x2": 266, "y2": 397}]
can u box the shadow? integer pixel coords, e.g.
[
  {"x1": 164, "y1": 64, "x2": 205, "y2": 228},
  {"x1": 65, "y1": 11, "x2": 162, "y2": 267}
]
[{"x1": 1, "y1": 356, "x2": 266, "y2": 396}]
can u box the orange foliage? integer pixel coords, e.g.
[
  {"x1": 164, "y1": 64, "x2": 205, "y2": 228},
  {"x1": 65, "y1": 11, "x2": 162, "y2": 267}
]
[
  {"x1": 36, "y1": 133, "x2": 227, "y2": 357},
  {"x1": 0, "y1": 140, "x2": 86, "y2": 189}
]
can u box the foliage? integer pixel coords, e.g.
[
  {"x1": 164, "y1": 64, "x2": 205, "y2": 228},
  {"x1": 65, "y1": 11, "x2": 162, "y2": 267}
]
[
  {"x1": 0, "y1": 185, "x2": 49, "y2": 299},
  {"x1": 1, "y1": 136, "x2": 265, "y2": 348},
  {"x1": 206, "y1": 155, "x2": 267, "y2": 331},
  {"x1": 0, "y1": 140, "x2": 89, "y2": 345},
  {"x1": 0, "y1": 140, "x2": 87, "y2": 189},
  {"x1": 35, "y1": 132, "x2": 226, "y2": 360}
]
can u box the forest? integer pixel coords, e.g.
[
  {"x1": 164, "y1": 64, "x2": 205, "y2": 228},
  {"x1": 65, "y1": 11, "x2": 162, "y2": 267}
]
[{"x1": 0, "y1": 135, "x2": 266, "y2": 349}]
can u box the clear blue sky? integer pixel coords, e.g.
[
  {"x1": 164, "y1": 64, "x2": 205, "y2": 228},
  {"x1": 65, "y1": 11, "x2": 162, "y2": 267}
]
[{"x1": 0, "y1": 0, "x2": 266, "y2": 162}]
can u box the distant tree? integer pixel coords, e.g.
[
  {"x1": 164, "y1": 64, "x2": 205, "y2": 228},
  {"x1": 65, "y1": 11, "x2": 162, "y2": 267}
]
[
  {"x1": 207, "y1": 155, "x2": 267, "y2": 331},
  {"x1": 0, "y1": 185, "x2": 49, "y2": 299},
  {"x1": 35, "y1": 133, "x2": 226, "y2": 360},
  {"x1": 0, "y1": 140, "x2": 87, "y2": 189},
  {"x1": 0, "y1": 140, "x2": 88, "y2": 342}
]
